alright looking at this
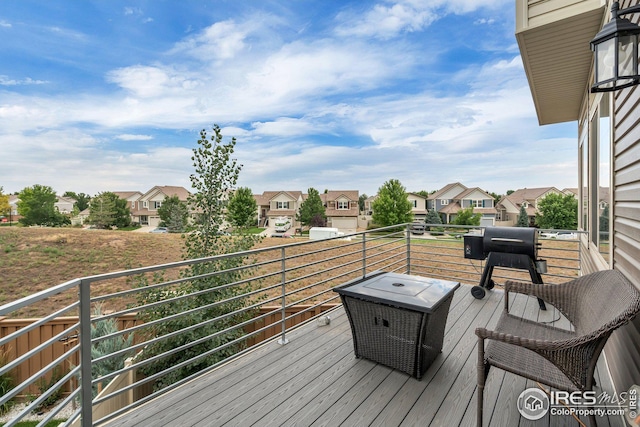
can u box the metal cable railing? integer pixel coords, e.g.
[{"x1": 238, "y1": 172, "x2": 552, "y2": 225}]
[{"x1": 0, "y1": 224, "x2": 583, "y2": 426}]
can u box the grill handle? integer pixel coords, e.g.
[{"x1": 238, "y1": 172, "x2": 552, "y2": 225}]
[{"x1": 490, "y1": 237, "x2": 524, "y2": 243}]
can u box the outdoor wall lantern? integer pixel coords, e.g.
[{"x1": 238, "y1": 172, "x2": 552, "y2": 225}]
[{"x1": 590, "y1": 1, "x2": 640, "y2": 92}]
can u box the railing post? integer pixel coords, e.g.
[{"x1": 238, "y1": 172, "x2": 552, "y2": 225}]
[
  {"x1": 362, "y1": 232, "x2": 367, "y2": 277},
  {"x1": 406, "y1": 223, "x2": 411, "y2": 275},
  {"x1": 278, "y1": 247, "x2": 288, "y2": 345},
  {"x1": 79, "y1": 279, "x2": 92, "y2": 427}
]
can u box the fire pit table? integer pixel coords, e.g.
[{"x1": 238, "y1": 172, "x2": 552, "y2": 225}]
[{"x1": 334, "y1": 272, "x2": 459, "y2": 379}]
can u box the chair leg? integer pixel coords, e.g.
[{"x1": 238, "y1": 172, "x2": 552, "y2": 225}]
[{"x1": 477, "y1": 336, "x2": 486, "y2": 427}]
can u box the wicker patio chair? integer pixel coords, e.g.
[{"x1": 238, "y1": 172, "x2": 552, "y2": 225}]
[{"x1": 475, "y1": 270, "x2": 640, "y2": 427}]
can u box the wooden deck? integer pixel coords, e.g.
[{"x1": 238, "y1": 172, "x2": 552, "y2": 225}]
[{"x1": 106, "y1": 284, "x2": 625, "y2": 427}]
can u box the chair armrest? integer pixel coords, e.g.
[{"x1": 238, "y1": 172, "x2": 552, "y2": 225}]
[
  {"x1": 475, "y1": 327, "x2": 549, "y2": 350},
  {"x1": 476, "y1": 326, "x2": 581, "y2": 351}
]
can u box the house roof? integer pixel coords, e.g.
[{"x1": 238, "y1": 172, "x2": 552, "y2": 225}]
[
  {"x1": 56, "y1": 196, "x2": 77, "y2": 204},
  {"x1": 260, "y1": 191, "x2": 303, "y2": 202},
  {"x1": 113, "y1": 191, "x2": 143, "y2": 200},
  {"x1": 497, "y1": 187, "x2": 561, "y2": 214},
  {"x1": 428, "y1": 182, "x2": 467, "y2": 200},
  {"x1": 148, "y1": 186, "x2": 191, "y2": 200},
  {"x1": 320, "y1": 190, "x2": 359, "y2": 202},
  {"x1": 439, "y1": 202, "x2": 461, "y2": 214},
  {"x1": 407, "y1": 192, "x2": 428, "y2": 200},
  {"x1": 454, "y1": 187, "x2": 492, "y2": 200}
]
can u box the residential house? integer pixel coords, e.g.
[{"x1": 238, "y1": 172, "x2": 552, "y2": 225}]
[
  {"x1": 427, "y1": 183, "x2": 497, "y2": 226},
  {"x1": 129, "y1": 186, "x2": 190, "y2": 227},
  {"x1": 254, "y1": 191, "x2": 304, "y2": 229},
  {"x1": 54, "y1": 196, "x2": 76, "y2": 215},
  {"x1": 320, "y1": 190, "x2": 359, "y2": 233},
  {"x1": 427, "y1": 182, "x2": 468, "y2": 219},
  {"x1": 363, "y1": 195, "x2": 376, "y2": 216},
  {"x1": 7, "y1": 195, "x2": 20, "y2": 222},
  {"x1": 495, "y1": 187, "x2": 562, "y2": 227},
  {"x1": 407, "y1": 192, "x2": 428, "y2": 221},
  {"x1": 6, "y1": 194, "x2": 76, "y2": 222},
  {"x1": 516, "y1": 0, "x2": 640, "y2": 396},
  {"x1": 112, "y1": 191, "x2": 143, "y2": 214}
]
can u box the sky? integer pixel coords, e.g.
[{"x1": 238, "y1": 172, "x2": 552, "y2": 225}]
[{"x1": 0, "y1": 0, "x2": 578, "y2": 198}]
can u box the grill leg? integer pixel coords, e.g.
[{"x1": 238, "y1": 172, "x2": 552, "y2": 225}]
[{"x1": 527, "y1": 260, "x2": 547, "y2": 310}]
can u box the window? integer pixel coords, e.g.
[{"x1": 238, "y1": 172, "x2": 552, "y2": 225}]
[
  {"x1": 441, "y1": 199, "x2": 449, "y2": 205},
  {"x1": 471, "y1": 200, "x2": 482, "y2": 208},
  {"x1": 412, "y1": 200, "x2": 418, "y2": 208},
  {"x1": 337, "y1": 201, "x2": 349, "y2": 210},
  {"x1": 143, "y1": 201, "x2": 148, "y2": 209},
  {"x1": 152, "y1": 201, "x2": 162, "y2": 210},
  {"x1": 276, "y1": 201, "x2": 290, "y2": 209},
  {"x1": 582, "y1": 92, "x2": 611, "y2": 263},
  {"x1": 579, "y1": 121, "x2": 588, "y2": 233},
  {"x1": 597, "y1": 94, "x2": 611, "y2": 259}
]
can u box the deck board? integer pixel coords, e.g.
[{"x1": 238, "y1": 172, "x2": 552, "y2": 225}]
[{"x1": 105, "y1": 284, "x2": 623, "y2": 427}]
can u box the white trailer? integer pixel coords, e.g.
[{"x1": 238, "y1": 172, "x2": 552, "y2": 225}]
[
  {"x1": 274, "y1": 217, "x2": 291, "y2": 233},
  {"x1": 309, "y1": 227, "x2": 344, "y2": 240}
]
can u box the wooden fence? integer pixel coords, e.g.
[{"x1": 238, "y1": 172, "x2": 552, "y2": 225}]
[{"x1": 0, "y1": 304, "x2": 339, "y2": 398}]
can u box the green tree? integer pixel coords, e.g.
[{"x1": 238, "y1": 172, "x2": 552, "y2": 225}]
[
  {"x1": 535, "y1": 193, "x2": 578, "y2": 230},
  {"x1": 226, "y1": 187, "x2": 258, "y2": 230},
  {"x1": 158, "y1": 195, "x2": 189, "y2": 233},
  {"x1": 371, "y1": 179, "x2": 413, "y2": 227},
  {"x1": 415, "y1": 190, "x2": 430, "y2": 199},
  {"x1": 452, "y1": 206, "x2": 481, "y2": 226},
  {"x1": 17, "y1": 184, "x2": 67, "y2": 226},
  {"x1": 358, "y1": 193, "x2": 368, "y2": 214},
  {"x1": 506, "y1": 189, "x2": 515, "y2": 195},
  {"x1": 87, "y1": 193, "x2": 116, "y2": 229},
  {"x1": 516, "y1": 205, "x2": 529, "y2": 227},
  {"x1": 488, "y1": 191, "x2": 502, "y2": 206},
  {"x1": 0, "y1": 187, "x2": 9, "y2": 219},
  {"x1": 137, "y1": 125, "x2": 262, "y2": 390},
  {"x1": 88, "y1": 192, "x2": 131, "y2": 229},
  {"x1": 91, "y1": 304, "x2": 134, "y2": 397},
  {"x1": 297, "y1": 188, "x2": 326, "y2": 228},
  {"x1": 63, "y1": 191, "x2": 91, "y2": 212},
  {"x1": 425, "y1": 208, "x2": 443, "y2": 230}
]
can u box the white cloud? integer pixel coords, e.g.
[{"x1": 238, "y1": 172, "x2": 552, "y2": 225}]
[
  {"x1": 0, "y1": 75, "x2": 48, "y2": 86},
  {"x1": 0, "y1": 20, "x2": 11, "y2": 28},
  {"x1": 124, "y1": 7, "x2": 142, "y2": 16},
  {"x1": 335, "y1": 2, "x2": 438, "y2": 39},
  {"x1": 335, "y1": 0, "x2": 509, "y2": 39},
  {"x1": 171, "y1": 19, "x2": 250, "y2": 60},
  {"x1": 115, "y1": 134, "x2": 154, "y2": 141}
]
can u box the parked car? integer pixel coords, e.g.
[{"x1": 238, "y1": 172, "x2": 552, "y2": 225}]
[
  {"x1": 149, "y1": 227, "x2": 168, "y2": 233},
  {"x1": 410, "y1": 222, "x2": 426, "y2": 235},
  {"x1": 540, "y1": 231, "x2": 577, "y2": 240},
  {"x1": 556, "y1": 231, "x2": 577, "y2": 240}
]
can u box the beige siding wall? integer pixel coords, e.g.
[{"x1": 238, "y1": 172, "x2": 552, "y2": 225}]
[{"x1": 606, "y1": 48, "x2": 640, "y2": 390}]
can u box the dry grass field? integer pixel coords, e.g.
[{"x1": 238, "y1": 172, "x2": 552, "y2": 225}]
[
  {"x1": 0, "y1": 227, "x2": 580, "y2": 318},
  {"x1": 0, "y1": 227, "x2": 346, "y2": 317}
]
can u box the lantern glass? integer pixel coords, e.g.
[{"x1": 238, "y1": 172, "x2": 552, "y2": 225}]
[
  {"x1": 596, "y1": 37, "x2": 616, "y2": 85},
  {"x1": 618, "y1": 34, "x2": 637, "y2": 78}
]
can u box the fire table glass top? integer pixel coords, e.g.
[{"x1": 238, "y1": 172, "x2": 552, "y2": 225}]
[{"x1": 335, "y1": 272, "x2": 460, "y2": 313}]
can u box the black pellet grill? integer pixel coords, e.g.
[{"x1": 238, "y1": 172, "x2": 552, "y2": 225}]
[{"x1": 463, "y1": 227, "x2": 547, "y2": 309}]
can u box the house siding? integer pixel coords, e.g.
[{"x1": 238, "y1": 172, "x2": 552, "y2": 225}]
[{"x1": 607, "y1": 39, "x2": 640, "y2": 393}]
